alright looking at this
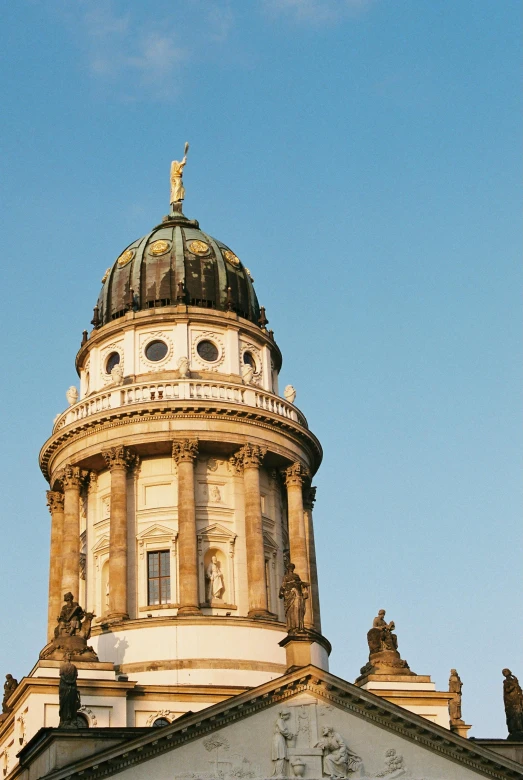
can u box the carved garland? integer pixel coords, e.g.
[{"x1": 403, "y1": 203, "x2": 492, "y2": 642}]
[
  {"x1": 141, "y1": 331, "x2": 174, "y2": 369},
  {"x1": 191, "y1": 330, "x2": 225, "y2": 371}
]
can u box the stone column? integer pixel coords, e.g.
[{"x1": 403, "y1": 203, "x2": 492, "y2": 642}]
[
  {"x1": 102, "y1": 446, "x2": 136, "y2": 621},
  {"x1": 303, "y1": 484, "x2": 321, "y2": 633},
  {"x1": 46, "y1": 490, "x2": 65, "y2": 641},
  {"x1": 61, "y1": 465, "x2": 82, "y2": 599},
  {"x1": 172, "y1": 439, "x2": 201, "y2": 616},
  {"x1": 284, "y1": 462, "x2": 312, "y2": 628},
  {"x1": 233, "y1": 443, "x2": 271, "y2": 619}
]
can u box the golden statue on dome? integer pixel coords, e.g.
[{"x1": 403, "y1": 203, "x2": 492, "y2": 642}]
[{"x1": 170, "y1": 142, "x2": 189, "y2": 205}]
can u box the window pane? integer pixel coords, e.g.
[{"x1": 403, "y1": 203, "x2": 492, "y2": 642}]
[
  {"x1": 160, "y1": 576, "x2": 170, "y2": 604},
  {"x1": 160, "y1": 551, "x2": 170, "y2": 577},
  {"x1": 148, "y1": 579, "x2": 159, "y2": 605},
  {"x1": 148, "y1": 552, "x2": 159, "y2": 577}
]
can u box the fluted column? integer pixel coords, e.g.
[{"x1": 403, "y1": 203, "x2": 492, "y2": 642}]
[
  {"x1": 172, "y1": 439, "x2": 201, "y2": 616},
  {"x1": 232, "y1": 443, "x2": 270, "y2": 618},
  {"x1": 102, "y1": 446, "x2": 136, "y2": 621},
  {"x1": 46, "y1": 490, "x2": 65, "y2": 641},
  {"x1": 303, "y1": 484, "x2": 321, "y2": 633},
  {"x1": 284, "y1": 462, "x2": 313, "y2": 628},
  {"x1": 61, "y1": 465, "x2": 82, "y2": 599}
]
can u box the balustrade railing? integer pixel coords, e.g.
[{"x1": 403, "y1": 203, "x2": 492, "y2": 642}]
[{"x1": 53, "y1": 379, "x2": 306, "y2": 432}]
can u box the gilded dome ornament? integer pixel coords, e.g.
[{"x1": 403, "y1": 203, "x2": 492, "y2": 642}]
[
  {"x1": 223, "y1": 249, "x2": 240, "y2": 267},
  {"x1": 101, "y1": 268, "x2": 111, "y2": 284},
  {"x1": 117, "y1": 249, "x2": 134, "y2": 268},
  {"x1": 170, "y1": 141, "x2": 189, "y2": 206},
  {"x1": 149, "y1": 240, "x2": 171, "y2": 256},
  {"x1": 188, "y1": 239, "x2": 210, "y2": 256}
]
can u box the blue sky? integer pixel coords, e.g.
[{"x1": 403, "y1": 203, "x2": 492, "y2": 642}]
[{"x1": 0, "y1": 0, "x2": 520, "y2": 737}]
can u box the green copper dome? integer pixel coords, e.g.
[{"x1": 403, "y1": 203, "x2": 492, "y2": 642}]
[{"x1": 94, "y1": 211, "x2": 260, "y2": 327}]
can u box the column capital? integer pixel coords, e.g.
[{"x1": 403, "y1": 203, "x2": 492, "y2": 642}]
[
  {"x1": 172, "y1": 439, "x2": 199, "y2": 464},
  {"x1": 46, "y1": 490, "x2": 64, "y2": 514},
  {"x1": 62, "y1": 465, "x2": 82, "y2": 489},
  {"x1": 230, "y1": 443, "x2": 267, "y2": 474},
  {"x1": 303, "y1": 485, "x2": 317, "y2": 510},
  {"x1": 102, "y1": 445, "x2": 137, "y2": 471},
  {"x1": 284, "y1": 462, "x2": 310, "y2": 488}
]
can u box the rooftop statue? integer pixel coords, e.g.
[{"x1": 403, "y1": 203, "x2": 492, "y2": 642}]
[
  {"x1": 0, "y1": 675, "x2": 18, "y2": 717},
  {"x1": 448, "y1": 668, "x2": 464, "y2": 725},
  {"x1": 59, "y1": 655, "x2": 81, "y2": 729},
  {"x1": 40, "y1": 593, "x2": 98, "y2": 663},
  {"x1": 170, "y1": 142, "x2": 189, "y2": 205},
  {"x1": 502, "y1": 668, "x2": 523, "y2": 740},
  {"x1": 279, "y1": 562, "x2": 309, "y2": 635},
  {"x1": 358, "y1": 609, "x2": 414, "y2": 679}
]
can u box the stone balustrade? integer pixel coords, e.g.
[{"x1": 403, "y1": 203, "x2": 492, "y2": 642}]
[{"x1": 53, "y1": 379, "x2": 306, "y2": 432}]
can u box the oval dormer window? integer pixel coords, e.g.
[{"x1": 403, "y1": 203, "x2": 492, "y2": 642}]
[
  {"x1": 197, "y1": 340, "x2": 219, "y2": 362},
  {"x1": 106, "y1": 352, "x2": 121, "y2": 374}
]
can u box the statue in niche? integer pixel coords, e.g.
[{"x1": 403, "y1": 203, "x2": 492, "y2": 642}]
[
  {"x1": 279, "y1": 562, "x2": 309, "y2": 634},
  {"x1": 40, "y1": 593, "x2": 98, "y2": 662},
  {"x1": 1, "y1": 675, "x2": 18, "y2": 714},
  {"x1": 271, "y1": 709, "x2": 294, "y2": 778},
  {"x1": 314, "y1": 725, "x2": 361, "y2": 777},
  {"x1": 58, "y1": 655, "x2": 81, "y2": 728},
  {"x1": 448, "y1": 669, "x2": 464, "y2": 724},
  {"x1": 502, "y1": 668, "x2": 523, "y2": 740},
  {"x1": 206, "y1": 555, "x2": 225, "y2": 602}
]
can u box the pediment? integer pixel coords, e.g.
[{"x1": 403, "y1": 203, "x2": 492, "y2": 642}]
[
  {"x1": 197, "y1": 522, "x2": 237, "y2": 541},
  {"x1": 47, "y1": 666, "x2": 521, "y2": 779},
  {"x1": 263, "y1": 530, "x2": 278, "y2": 550},
  {"x1": 91, "y1": 534, "x2": 110, "y2": 553},
  {"x1": 137, "y1": 523, "x2": 176, "y2": 541}
]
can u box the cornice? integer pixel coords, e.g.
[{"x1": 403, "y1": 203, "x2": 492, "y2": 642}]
[
  {"x1": 34, "y1": 666, "x2": 522, "y2": 780},
  {"x1": 39, "y1": 404, "x2": 322, "y2": 483}
]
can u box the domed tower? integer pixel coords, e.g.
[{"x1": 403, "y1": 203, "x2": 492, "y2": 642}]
[{"x1": 39, "y1": 159, "x2": 329, "y2": 722}]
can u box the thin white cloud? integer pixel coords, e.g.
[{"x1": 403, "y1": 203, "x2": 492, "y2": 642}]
[
  {"x1": 80, "y1": 2, "x2": 186, "y2": 94},
  {"x1": 262, "y1": 0, "x2": 373, "y2": 24}
]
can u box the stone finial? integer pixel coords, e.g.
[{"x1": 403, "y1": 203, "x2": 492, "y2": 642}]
[
  {"x1": 283, "y1": 385, "x2": 296, "y2": 404},
  {"x1": 66, "y1": 386, "x2": 78, "y2": 406},
  {"x1": 503, "y1": 668, "x2": 523, "y2": 740},
  {"x1": 177, "y1": 356, "x2": 190, "y2": 378},
  {"x1": 172, "y1": 438, "x2": 198, "y2": 464}
]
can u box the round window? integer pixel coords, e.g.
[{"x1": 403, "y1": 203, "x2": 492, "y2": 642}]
[
  {"x1": 153, "y1": 717, "x2": 170, "y2": 728},
  {"x1": 106, "y1": 352, "x2": 120, "y2": 374},
  {"x1": 243, "y1": 351, "x2": 256, "y2": 369},
  {"x1": 145, "y1": 340, "x2": 168, "y2": 362},
  {"x1": 197, "y1": 340, "x2": 219, "y2": 362}
]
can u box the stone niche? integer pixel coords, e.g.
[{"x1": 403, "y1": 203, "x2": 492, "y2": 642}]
[{"x1": 197, "y1": 524, "x2": 237, "y2": 610}]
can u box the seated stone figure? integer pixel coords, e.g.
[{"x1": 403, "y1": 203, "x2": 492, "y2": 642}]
[
  {"x1": 372, "y1": 609, "x2": 398, "y2": 652},
  {"x1": 358, "y1": 609, "x2": 414, "y2": 680},
  {"x1": 55, "y1": 592, "x2": 85, "y2": 637}
]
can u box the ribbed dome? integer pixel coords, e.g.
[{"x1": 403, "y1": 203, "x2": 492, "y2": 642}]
[{"x1": 94, "y1": 211, "x2": 260, "y2": 327}]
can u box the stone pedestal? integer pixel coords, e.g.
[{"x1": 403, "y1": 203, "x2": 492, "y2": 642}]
[
  {"x1": 355, "y1": 673, "x2": 455, "y2": 730},
  {"x1": 451, "y1": 721, "x2": 472, "y2": 738}
]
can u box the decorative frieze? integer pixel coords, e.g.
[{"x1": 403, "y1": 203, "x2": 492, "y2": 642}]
[{"x1": 172, "y1": 438, "x2": 199, "y2": 464}]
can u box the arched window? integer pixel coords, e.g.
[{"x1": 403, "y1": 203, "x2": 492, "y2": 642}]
[{"x1": 152, "y1": 717, "x2": 171, "y2": 728}]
